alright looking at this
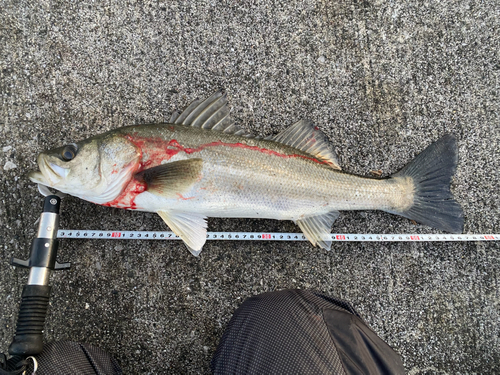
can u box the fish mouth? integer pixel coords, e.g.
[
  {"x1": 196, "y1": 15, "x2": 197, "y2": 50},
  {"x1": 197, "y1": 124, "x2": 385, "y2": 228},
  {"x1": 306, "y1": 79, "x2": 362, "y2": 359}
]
[
  {"x1": 28, "y1": 155, "x2": 69, "y2": 186},
  {"x1": 28, "y1": 170, "x2": 49, "y2": 185}
]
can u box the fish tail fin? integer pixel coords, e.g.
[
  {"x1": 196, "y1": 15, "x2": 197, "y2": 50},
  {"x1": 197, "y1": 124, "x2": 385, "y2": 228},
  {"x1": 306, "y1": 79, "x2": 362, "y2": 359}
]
[{"x1": 385, "y1": 134, "x2": 464, "y2": 233}]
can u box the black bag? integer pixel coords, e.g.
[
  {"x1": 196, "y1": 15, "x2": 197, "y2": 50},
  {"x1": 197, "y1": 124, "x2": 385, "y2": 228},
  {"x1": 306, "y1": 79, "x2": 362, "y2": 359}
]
[
  {"x1": 1, "y1": 342, "x2": 122, "y2": 375},
  {"x1": 211, "y1": 289, "x2": 406, "y2": 374}
]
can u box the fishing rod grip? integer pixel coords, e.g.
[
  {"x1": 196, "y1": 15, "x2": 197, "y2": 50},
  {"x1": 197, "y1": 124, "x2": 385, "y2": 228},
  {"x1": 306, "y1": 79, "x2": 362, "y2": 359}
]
[
  {"x1": 8, "y1": 195, "x2": 70, "y2": 356},
  {"x1": 8, "y1": 285, "x2": 51, "y2": 356}
]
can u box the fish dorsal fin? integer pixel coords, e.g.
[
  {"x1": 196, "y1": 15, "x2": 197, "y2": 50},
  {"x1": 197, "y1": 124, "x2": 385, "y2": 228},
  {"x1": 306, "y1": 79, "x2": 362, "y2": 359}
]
[
  {"x1": 168, "y1": 110, "x2": 180, "y2": 123},
  {"x1": 296, "y1": 211, "x2": 340, "y2": 251},
  {"x1": 272, "y1": 120, "x2": 341, "y2": 170},
  {"x1": 157, "y1": 210, "x2": 208, "y2": 256},
  {"x1": 171, "y1": 91, "x2": 253, "y2": 137}
]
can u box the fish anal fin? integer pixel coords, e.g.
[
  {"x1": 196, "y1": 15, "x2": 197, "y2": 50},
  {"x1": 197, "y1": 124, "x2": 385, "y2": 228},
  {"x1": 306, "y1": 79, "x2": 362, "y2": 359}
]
[
  {"x1": 273, "y1": 120, "x2": 341, "y2": 170},
  {"x1": 296, "y1": 211, "x2": 340, "y2": 251},
  {"x1": 157, "y1": 210, "x2": 207, "y2": 256},
  {"x1": 135, "y1": 159, "x2": 203, "y2": 199}
]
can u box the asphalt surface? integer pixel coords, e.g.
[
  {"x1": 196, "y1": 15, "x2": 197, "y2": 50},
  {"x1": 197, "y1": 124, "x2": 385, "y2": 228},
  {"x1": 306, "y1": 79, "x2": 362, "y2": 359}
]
[{"x1": 1, "y1": 0, "x2": 499, "y2": 374}]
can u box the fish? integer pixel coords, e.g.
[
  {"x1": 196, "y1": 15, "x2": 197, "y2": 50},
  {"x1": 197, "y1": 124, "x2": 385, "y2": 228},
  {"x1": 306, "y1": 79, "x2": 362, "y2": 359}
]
[{"x1": 29, "y1": 91, "x2": 464, "y2": 256}]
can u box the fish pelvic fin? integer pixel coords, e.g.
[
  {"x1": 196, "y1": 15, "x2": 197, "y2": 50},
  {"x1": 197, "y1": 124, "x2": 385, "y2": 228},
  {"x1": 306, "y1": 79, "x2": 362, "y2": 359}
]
[
  {"x1": 157, "y1": 210, "x2": 208, "y2": 256},
  {"x1": 272, "y1": 120, "x2": 341, "y2": 170},
  {"x1": 296, "y1": 211, "x2": 340, "y2": 251},
  {"x1": 386, "y1": 134, "x2": 464, "y2": 233},
  {"x1": 135, "y1": 159, "x2": 203, "y2": 199}
]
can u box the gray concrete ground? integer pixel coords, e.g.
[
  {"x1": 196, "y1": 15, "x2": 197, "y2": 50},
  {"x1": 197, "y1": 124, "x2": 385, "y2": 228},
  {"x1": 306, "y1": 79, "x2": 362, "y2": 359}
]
[{"x1": 1, "y1": 0, "x2": 499, "y2": 373}]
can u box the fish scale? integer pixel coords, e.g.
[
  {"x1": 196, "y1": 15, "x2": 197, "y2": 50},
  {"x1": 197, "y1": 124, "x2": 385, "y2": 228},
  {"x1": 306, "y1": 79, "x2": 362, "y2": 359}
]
[{"x1": 124, "y1": 125, "x2": 405, "y2": 216}]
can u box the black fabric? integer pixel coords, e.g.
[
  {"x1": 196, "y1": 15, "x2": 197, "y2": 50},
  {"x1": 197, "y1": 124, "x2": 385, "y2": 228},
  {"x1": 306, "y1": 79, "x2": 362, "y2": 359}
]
[
  {"x1": 25, "y1": 341, "x2": 122, "y2": 375},
  {"x1": 324, "y1": 309, "x2": 406, "y2": 375},
  {"x1": 211, "y1": 289, "x2": 405, "y2": 375}
]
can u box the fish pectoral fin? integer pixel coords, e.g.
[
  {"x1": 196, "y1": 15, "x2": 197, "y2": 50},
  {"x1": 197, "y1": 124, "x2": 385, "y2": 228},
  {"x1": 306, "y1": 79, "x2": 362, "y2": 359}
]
[
  {"x1": 296, "y1": 211, "x2": 340, "y2": 251},
  {"x1": 272, "y1": 120, "x2": 341, "y2": 170},
  {"x1": 157, "y1": 210, "x2": 208, "y2": 256},
  {"x1": 135, "y1": 158, "x2": 203, "y2": 199}
]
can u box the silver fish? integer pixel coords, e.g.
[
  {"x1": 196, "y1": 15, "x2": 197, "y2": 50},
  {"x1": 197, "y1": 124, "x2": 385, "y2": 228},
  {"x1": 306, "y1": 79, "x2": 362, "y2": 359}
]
[{"x1": 29, "y1": 91, "x2": 463, "y2": 255}]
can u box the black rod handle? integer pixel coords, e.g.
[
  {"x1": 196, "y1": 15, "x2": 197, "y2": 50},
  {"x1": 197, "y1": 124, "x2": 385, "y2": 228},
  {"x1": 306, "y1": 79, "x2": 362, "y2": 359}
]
[{"x1": 8, "y1": 285, "x2": 51, "y2": 356}]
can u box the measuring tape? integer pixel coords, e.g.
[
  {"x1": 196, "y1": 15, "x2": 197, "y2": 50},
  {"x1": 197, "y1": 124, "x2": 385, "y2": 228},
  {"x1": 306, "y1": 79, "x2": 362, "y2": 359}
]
[{"x1": 57, "y1": 230, "x2": 499, "y2": 242}]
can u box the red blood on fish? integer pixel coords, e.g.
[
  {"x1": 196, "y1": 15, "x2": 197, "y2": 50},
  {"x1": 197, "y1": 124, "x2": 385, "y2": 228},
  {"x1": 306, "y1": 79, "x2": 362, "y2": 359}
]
[{"x1": 126, "y1": 134, "x2": 331, "y2": 165}]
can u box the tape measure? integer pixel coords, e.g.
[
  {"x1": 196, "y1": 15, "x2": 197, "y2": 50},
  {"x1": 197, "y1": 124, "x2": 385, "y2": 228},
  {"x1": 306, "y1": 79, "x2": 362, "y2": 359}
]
[{"x1": 57, "y1": 230, "x2": 499, "y2": 242}]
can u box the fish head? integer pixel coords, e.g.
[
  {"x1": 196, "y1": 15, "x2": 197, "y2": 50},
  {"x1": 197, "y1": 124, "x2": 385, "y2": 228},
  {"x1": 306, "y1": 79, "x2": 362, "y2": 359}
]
[{"x1": 29, "y1": 133, "x2": 142, "y2": 204}]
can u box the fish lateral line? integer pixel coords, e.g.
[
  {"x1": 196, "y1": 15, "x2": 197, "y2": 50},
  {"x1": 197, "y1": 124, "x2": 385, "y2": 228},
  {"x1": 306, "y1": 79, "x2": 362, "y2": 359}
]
[
  {"x1": 125, "y1": 134, "x2": 332, "y2": 166},
  {"x1": 176, "y1": 193, "x2": 195, "y2": 201}
]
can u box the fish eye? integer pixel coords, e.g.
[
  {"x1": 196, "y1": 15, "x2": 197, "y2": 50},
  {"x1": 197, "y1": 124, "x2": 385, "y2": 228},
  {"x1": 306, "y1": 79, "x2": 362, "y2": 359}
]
[{"x1": 61, "y1": 144, "x2": 78, "y2": 161}]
